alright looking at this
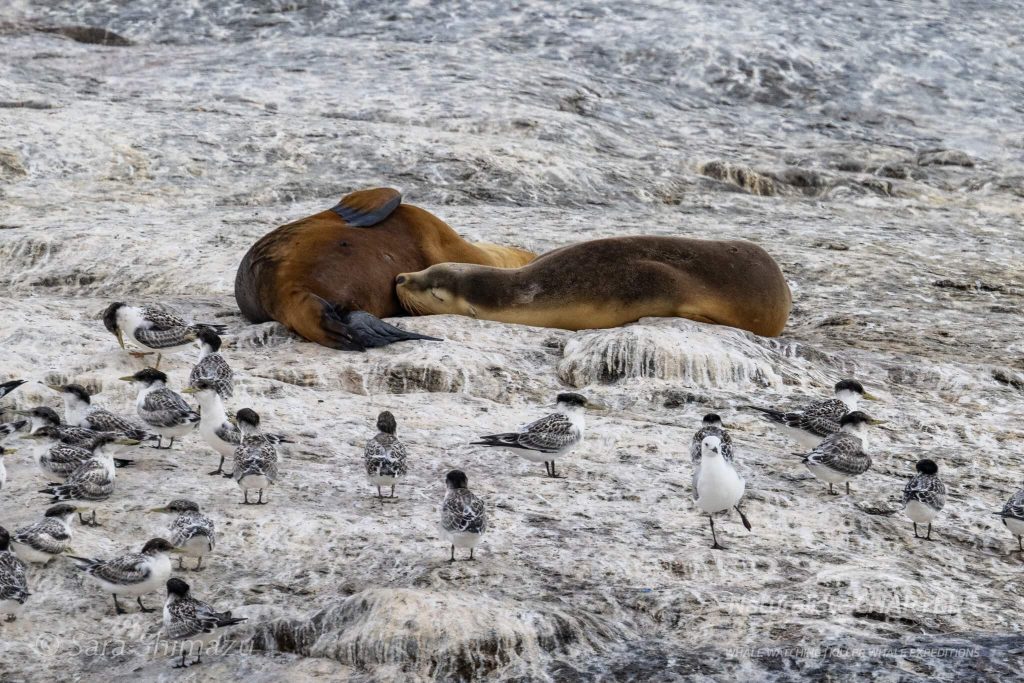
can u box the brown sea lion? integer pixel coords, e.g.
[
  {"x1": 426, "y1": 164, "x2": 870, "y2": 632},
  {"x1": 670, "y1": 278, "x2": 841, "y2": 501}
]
[
  {"x1": 234, "y1": 188, "x2": 535, "y2": 350},
  {"x1": 395, "y1": 236, "x2": 791, "y2": 336}
]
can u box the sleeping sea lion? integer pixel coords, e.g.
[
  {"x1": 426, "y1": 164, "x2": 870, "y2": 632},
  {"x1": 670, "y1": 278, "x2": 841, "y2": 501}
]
[
  {"x1": 234, "y1": 188, "x2": 535, "y2": 350},
  {"x1": 394, "y1": 236, "x2": 791, "y2": 336}
]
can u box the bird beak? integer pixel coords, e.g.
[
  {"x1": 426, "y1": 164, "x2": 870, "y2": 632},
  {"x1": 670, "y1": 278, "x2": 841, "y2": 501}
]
[
  {"x1": 180, "y1": 387, "x2": 196, "y2": 394},
  {"x1": 862, "y1": 392, "x2": 879, "y2": 401},
  {"x1": 117, "y1": 376, "x2": 135, "y2": 382},
  {"x1": 13, "y1": 409, "x2": 32, "y2": 416},
  {"x1": 21, "y1": 433, "x2": 42, "y2": 440},
  {"x1": 116, "y1": 329, "x2": 125, "y2": 349},
  {"x1": 585, "y1": 400, "x2": 609, "y2": 411},
  {"x1": 148, "y1": 507, "x2": 168, "y2": 514},
  {"x1": 46, "y1": 384, "x2": 63, "y2": 393},
  {"x1": 114, "y1": 438, "x2": 140, "y2": 446},
  {"x1": 1, "y1": 447, "x2": 15, "y2": 454},
  {"x1": 168, "y1": 547, "x2": 184, "y2": 554},
  {"x1": 867, "y1": 418, "x2": 887, "y2": 425}
]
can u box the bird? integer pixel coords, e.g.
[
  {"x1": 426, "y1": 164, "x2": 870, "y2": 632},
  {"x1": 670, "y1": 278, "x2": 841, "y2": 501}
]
[
  {"x1": 364, "y1": 411, "x2": 408, "y2": 499},
  {"x1": 440, "y1": 470, "x2": 487, "y2": 561},
  {"x1": 225, "y1": 408, "x2": 279, "y2": 505},
  {"x1": 471, "y1": 392, "x2": 593, "y2": 478},
  {"x1": 188, "y1": 328, "x2": 233, "y2": 399},
  {"x1": 997, "y1": 483, "x2": 1024, "y2": 553},
  {"x1": 902, "y1": 459, "x2": 946, "y2": 540},
  {"x1": 689, "y1": 413, "x2": 734, "y2": 492},
  {"x1": 163, "y1": 578, "x2": 247, "y2": 668},
  {"x1": 103, "y1": 302, "x2": 227, "y2": 368},
  {"x1": 10, "y1": 503, "x2": 79, "y2": 565},
  {"x1": 149, "y1": 500, "x2": 216, "y2": 570},
  {"x1": 0, "y1": 446, "x2": 13, "y2": 492},
  {"x1": 0, "y1": 419, "x2": 26, "y2": 442},
  {"x1": 68, "y1": 537, "x2": 178, "y2": 615},
  {"x1": 0, "y1": 526, "x2": 30, "y2": 622},
  {"x1": 26, "y1": 427, "x2": 136, "y2": 477},
  {"x1": 38, "y1": 436, "x2": 126, "y2": 525},
  {"x1": 53, "y1": 383, "x2": 152, "y2": 441},
  {"x1": 182, "y1": 380, "x2": 290, "y2": 475},
  {"x1": 801, "y1": 411, "x2": 878, "y2": 495},
  {"x1": 693, "y1": 435, "x2": 751, "y2": 549},
  {"x1": 747, "y1": 379, "x2": 876, "y2": 449},
  {"x1": 19, "y1": 405, "x2": 155, "y2": 448},
  {"x1": 0, "y1": 379, "x2": 26, "y2": 402},
  {"x1": 120, "y1": 369, "x2": 200, "y2": 449}
]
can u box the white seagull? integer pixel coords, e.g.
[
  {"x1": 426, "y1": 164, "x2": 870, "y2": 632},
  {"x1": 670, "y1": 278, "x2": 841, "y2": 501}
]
[
  {"x1": 472, "y1": 392, "x2": 595, "y2": 478},
  {"x1": 694, "y1": 435, "x2": 751, "y2": 550}
]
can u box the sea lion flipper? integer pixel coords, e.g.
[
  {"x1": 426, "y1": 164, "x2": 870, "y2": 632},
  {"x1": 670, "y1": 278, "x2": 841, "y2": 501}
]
[
  {"x1": 312, "y1": 295, "x2": 441, "y2": 350},
  {"x1": 331, "y1": 188, "x2": 402, "y2": 227}
]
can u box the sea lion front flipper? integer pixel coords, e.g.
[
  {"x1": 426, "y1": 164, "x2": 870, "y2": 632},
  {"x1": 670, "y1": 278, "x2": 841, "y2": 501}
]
[
  {"x1": 313, "y1": 295, "x2": 441, "y2": 351},
  {"x1": 330, "y1": 188, "x2": 402, "y2": 227}
]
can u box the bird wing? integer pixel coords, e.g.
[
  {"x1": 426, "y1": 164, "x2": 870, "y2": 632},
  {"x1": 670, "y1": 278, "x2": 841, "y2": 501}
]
[
  {"x1": 364, "y1": 434, "x2": 408, "y2": 477},
  {"x1": 476, "y1": 413, "x2": 579, "y2": 453},
  {"x1": 81, "y1": 552, "x2": 150, "y2": 585},
  {"x1": 84, "y1": 410, "x2": 145, "y2": 438},
  {"x1": 796, "y1": 399, "x2": 847, "y2": 437},
  {"x1": 171, "y1": 513, "x2": 216, "y2": 549},
  {"x1": 903, "y1": 474, "x2": 946, "y2": 509},
  {"x1": 441, "y1": 490, "x2": 487, "y2": 534},
  {"x1": 804, "y1": 432, "x2": 871, "y2": 475},
  {"x1": 44, "y1": 444, "x2": 93, "y2": 474},
  {"x1": 134, "y1": 326, "x2": 197, "y2": 349},
  {"x1": 189, "y1": 354, "x2": 234, "y2": 398},
  {"x1": 141, "y1": 389, "x2": 198, "y2": 428},
  {"x1": 214, "y1": 421, "x2": 241, "y2": 445},
  {"x1": 142, "y1": 307, "x2": 190, "y2": 329},
  {"x1": 13, "y1": 520, "x2": 71, "y2": 555},
  {"x1": 0, "y1": 419, "x2": 27, "y2": 439},
  {"x1": 0, "y1": 552, "x2": 29, "y2": 602},
  {"x1": 1001, "y1": 489, "x2": 1024, "y2": 520},
  {"x1": 234, "y1": 441, "x2": 278, "y2": 481},
  {"x1": 52, "y1": 459, "x2": 114, "y2": 500}
]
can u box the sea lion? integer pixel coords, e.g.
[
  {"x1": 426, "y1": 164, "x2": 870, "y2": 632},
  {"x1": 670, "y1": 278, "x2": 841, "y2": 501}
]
[
  {"x1": 234, "y1": 188, "x2": 535, "y2": 350},
  {"x1": 395, "y1": 236, "x2": 791, "y2": 336}
]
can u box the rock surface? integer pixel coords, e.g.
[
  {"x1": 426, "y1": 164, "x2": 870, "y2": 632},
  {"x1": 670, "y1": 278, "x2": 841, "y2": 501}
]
[{"x1": 1, "y1": 1, "x2": 1023, "y2": 681}]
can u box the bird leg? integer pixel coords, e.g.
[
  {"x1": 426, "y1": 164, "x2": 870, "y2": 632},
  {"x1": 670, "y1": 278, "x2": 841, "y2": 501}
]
[
  {"x1": 709, "y1": 515, "x2": 726, "y2": 550},
  {"x1": 173, "y1": 651, "x2": 189, "y2": 669},
  {"x1": 376, "y1": 486, "x2": 382, "y2": 499},
  {"x1": 827, "y1": 483, "x2": 836, "y2": 495},
  {"x1": 195, "y1": 556, "x2": 203, "y2": 571},
  {"x1": 178, "y1": 556, "x2": 185, "y2": 570},
  {"x1": 734, "y1": 506, "x2": 753, "y2": 531},
  {"x1": 925, "y1": 524, "x2": 934, "y2": 541},
  {"x1": 449, "y1": 544, "x2": 455, "y2": 563},
  {"x1": 193, "y1": 652, "x2": 203, "y2": 666},
  {"x1": 208, "y1": 456, "x2": 224, "y2": 476},
  {"x1": 154, "y1": 435, "x2": 163, "y2": 449},
  {"x1": 242, "y1": 489, "x2": 250, "y2": 505},
  {"x1": 167, "y1": 437, "x2": 175, "y2": 450},
  {"x1": 255, "y1": 489, "x2": 267, "y2": 505},
  {"x1": 137, "y1": 597, "x2": 155, "y2": 613},
  {"x1": 1018, "y1": 536, "x2": 1023, "y2": 553},
  {"x1": 913, "y1": 523, "x2": 919, "y2": 538},
  {"x1": 113, "y1": 595, "x2": 126, "y2": 615},
  {"x1": 155, "y1": 353, "x2": 163, "y2": 370},
  {"x1": 390, "y1": 485, "x2": 395, "y2": 498},
  {"x1": 79, "y1": 510, "x2": 100, "y2": 527},
  {"x1": 469, "y1": 548, "x2": 475, "y2": 561},
  {"x1": 846, "y1": 482, "x2": 852, "y2": 495}
]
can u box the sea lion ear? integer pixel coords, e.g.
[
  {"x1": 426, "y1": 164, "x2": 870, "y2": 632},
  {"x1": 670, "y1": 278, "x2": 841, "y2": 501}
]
[{"x1": 331, "y1": 188, "x2": 402, "y2": 227}]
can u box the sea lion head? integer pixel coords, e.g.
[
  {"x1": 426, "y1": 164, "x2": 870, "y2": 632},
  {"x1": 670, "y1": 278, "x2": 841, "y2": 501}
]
[{"x1": 395, "y1": 263, "x2": 476, "y2": 317}]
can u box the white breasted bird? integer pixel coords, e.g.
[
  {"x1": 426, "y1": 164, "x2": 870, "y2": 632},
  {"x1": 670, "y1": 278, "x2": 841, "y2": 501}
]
[
  {"x1": 694, "y1": 435, "x2": 751, "y2": 550},
  {"x1": 188, "y1": 328, "x2": 233, "y2": 399},
  {"x1": 150, "y1": 499, "x2": 216, "y2": 570},
  {"x1": 68, "y1": 537, "x2": 179, "y2": 615},
  {"x1": 10, "y1": 503, "x2": 79, "y2": 565},
  {"x1": 163, "y1": 578, "x2": 247, "y2": 668},
  {"x1": 472, "y1": 392, "x2": 596, "y2": 478},
  {"x1": 902, "y1": 459, "x2": 946, "y2": 540},
  {"x1": 103, "y1": 302, "x2": 226, "y2": 368},
  {"x1": 440, "y1": 470, "x2": 487, "y2": 561},
  {"x1": 801, "y1": 411, "x2": 880, "y2": 495},
  {"x1": 0, "y1": 525, "x2": 30, "y2": 622},
  {"x1": 364, "y1": 411, "x2": 408, "y2": 499},
  {"x1": 748, "y1": 379, "x2": 877, "y2": 449},
  {"x1": 120, "y1": 369, "x2": 200, "y2": 449}
]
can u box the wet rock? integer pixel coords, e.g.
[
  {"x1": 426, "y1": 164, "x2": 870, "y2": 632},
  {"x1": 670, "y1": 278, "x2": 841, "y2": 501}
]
[
  {"x1": 557, "y1": 319, "x2": 784, "y2": 388},
  {"x1": 0, "y1": 149, "x2": 27, "y2": 182},
  {"x1": 38, "y1": 26, "x2": 133, "y2": 46},
  {"x1": 697, "y1": 160, "x2": 776, "y2": 196},
  {"x1": 917, "y1": 149, "x2": 975, "y2": 167}
]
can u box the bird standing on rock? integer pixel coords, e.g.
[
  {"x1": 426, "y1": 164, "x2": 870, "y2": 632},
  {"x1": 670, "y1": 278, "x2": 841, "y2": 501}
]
[
  {"x1": 68, "y1": 537, "x2": 179, "y2": 615},
  {"x1": 0, "y1": 526, "x2": 30, "y2": 622},
  {"x1": 10, "y1": 503, "x2": 79, "y2": 565},
  {"x1": 472, "y1": 392, "x2": 596, "y2": 478},
  {"x1": 163, "y1": 578, "x2": 247, "y2": 668},
  {"x1": 748, "y1": 379, "x2": 876, "y2": 449},
  {"x1": 150, "y1": 499, "x2": 216, "y2": 570},
  {"x1": 120, "y1": 369, "x2": 200, "y2": 449},
  {"x1": 364, "y1": 411, "x2": 408, "y2": 499},
  {"x1": 103, "y1": 302, "x2": 226, "y2": 368},
  {"x1": 53, "y1": 383, "x2": 152, "y2": 442},
  {"x1": 694, "y1": 435, "x2": 751, "y2": 550},
  {"x1": 902, "y1": 459, "x2": 946, "y2": 540},
  {"x1": 188, "y1": 328, "x2": 233, "y2": 399},
  {"x1": 226, "y1": 408, "x2": 280, "y2": 505},
  {"x1": 440, "y1": 470, "x2": 487, "y2": 561},
  {"x1": 801, "y1": 411, "x2": 879, "y2": 495}
]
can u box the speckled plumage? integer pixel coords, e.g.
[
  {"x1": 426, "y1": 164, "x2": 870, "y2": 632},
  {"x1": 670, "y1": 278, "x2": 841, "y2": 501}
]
[{"x1": 441, "y1": 489, "x2": 487, "y2": 535}]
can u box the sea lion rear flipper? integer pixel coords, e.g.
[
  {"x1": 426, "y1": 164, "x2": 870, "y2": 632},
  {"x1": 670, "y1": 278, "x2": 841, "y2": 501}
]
[
  {"x1": 313, "y1": 295, "x2": 441, "y2": 351},
  {"x1": 330, "y1": 188, "x2": 402, "y2": 227}
]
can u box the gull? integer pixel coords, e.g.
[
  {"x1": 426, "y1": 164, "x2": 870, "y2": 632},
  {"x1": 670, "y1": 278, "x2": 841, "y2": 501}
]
[
  {"x1": 694, "y1": 435, "x2": 751, "y2": 549},
  {"x1": 103, "y1": 302, "x2": 226, "y2": 368},
  {"x1": 748, "y1": 379, "x2": 876, "y2": 449},
  {"x1": 68, "y1": 538, "x2": 179, "y2": 615}
]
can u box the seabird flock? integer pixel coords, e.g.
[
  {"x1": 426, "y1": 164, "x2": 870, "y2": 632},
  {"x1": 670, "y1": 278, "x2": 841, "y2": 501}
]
[{"x1": 0, "y1": 302, "x2": 1022, "y2": 669}]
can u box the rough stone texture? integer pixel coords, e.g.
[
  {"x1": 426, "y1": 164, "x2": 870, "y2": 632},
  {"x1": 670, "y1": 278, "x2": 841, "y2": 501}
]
[{"x1": 1, "y1": 1, "x2": 1023, "y2": 681}]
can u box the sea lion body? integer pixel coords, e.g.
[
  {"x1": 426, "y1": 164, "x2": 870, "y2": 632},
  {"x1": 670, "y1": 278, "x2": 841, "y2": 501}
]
[
  {"x1": 235, "y1": 189, "x2": 534, "y2": 349},
  {"x1": 396, "y1": 236, "x2": 791, "y2": 336}
]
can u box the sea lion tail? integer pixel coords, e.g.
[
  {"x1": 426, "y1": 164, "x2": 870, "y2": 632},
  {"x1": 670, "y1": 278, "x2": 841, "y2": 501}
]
[{"x1": 314, "y1": 295, "x2": 441, "y2": 351}]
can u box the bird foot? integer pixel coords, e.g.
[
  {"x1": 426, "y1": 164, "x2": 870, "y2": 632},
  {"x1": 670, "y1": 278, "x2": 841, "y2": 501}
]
[
  {"x1": 172, "y1": 661, "x2": 191, "y2": 669},
  {"x1": 5, "y1": 614, "x2": 16, "y2": 623},
  {"x1": 138, "y1": 606, "x2": 156, "y2": 613},
  {"x1": 83, "y1": 520, "x2": 102, "y2": 528},
  {"x1": 206, "y1": 468, "x2": 224, "y2": 476},
  {"x1": 711, "y1": 542, "x2": 728, "y2": 551}
]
